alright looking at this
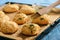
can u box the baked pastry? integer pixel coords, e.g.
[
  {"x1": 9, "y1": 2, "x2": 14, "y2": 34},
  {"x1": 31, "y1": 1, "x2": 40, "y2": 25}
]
[
  {"x1": 0, "y1": 11, "x2": 10, "y2": 23},
  {"x1": 0, "y1": 11, "x2": 10, "y2": 21},
  {"x1": 0, "y1": 15, "x2": 10, "y2": 27},
  {"x1": 21, "y1": 23, "x2": 40, "y2": 36},
  {"x1": 32, "y1": 14, "x2": 49, "y2": 25},
  {"x1": 13, "y1": 13, "x2": 29, "y2": 24},
  {"x1": 19, "y1": 5, "x2": 36, "y2": 14},
  {"x1": 0, "y1": 11, "x2": 6, "y2": 17},
  {"x1": 3, "y1": 4, "x2": 19, "y2": 13},
  {"x1": 0, "y1": 21, "x2": 19, "y2": 34}
]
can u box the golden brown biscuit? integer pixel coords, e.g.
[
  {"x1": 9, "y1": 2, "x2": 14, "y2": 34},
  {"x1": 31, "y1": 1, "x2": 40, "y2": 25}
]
[
  {"x1": 0, "y1": 21, "x2": 19, "y2": 34},
  {"x1": 0, "y1": 11, "x2": 10, "y2": 21},
  {"x1": 3, "y1": 4, "x2": 19, "y2": 13},
  {"x1": 13, "y1": 13, "x2": 29, "y2": 24},
  {"x1": 21, "y1": 23, "x2": 41, "y2": 36},
  {"x1": 0, "y1": 11, "x2": 6, "y2": 17},
  {"x1": 19, "y1": 5, "x2": 36, "y2": 14},
  {"x1": 0, "y1": 11, "x2": 10, "y2": 26},
  {"x1": 32, "y1": 14, "x2": 49, "y2": 25},
  {"x1": 0, "y1": 15, "x2": 10, "y2": 21}
]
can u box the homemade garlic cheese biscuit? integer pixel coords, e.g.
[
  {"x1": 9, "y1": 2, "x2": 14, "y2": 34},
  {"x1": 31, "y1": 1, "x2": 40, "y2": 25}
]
[
  {"x1": 32, "y1": 14, "x2": 49, "y2": 25},
  {"x1": 3, "y1": 4, "x2": 19, "y2": 13},
  {"x1": 19, "y1": 5, "x2": 36, "y2": 14},
  {"x1": 22, "y1": 23, "x2": 40, "y2": 36},
  {"x1": 13, "y1": 13, "x2": 29, "y2": 24},
  {"x1": 0, "y1": 11, "x2": 10, "y2": 21},
  {"x1": 0, "y1": 11, "x2": 10, "y2": 25},
  {"x1": 0, "y1": 21, "x2": 19, "y2": 34},
  {"x1": 0, "y1": 11, "x2": 6, "y2": 17}
]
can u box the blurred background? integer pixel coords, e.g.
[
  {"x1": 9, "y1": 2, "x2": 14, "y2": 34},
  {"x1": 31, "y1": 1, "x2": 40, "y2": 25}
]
[{"x1": 0, "y1": 0, "x2": 60, "y2": 8}]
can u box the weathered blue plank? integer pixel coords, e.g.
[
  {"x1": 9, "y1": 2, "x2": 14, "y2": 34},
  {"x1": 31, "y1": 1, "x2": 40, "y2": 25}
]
[{"x1": 42, "y1": 23, "x2": 60, "y2": 40}]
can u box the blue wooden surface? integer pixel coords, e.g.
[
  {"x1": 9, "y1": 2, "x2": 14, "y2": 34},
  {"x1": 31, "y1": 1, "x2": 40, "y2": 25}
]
[
  {"x1": 42, "y1": 23, "x2": 60, "y2": 40},
  {"x1": 0, "y1": 0, "x2": 60, "y2": 8},
  {"x1": 0, "y1": 0, "x2": 60, "y2": 40}
]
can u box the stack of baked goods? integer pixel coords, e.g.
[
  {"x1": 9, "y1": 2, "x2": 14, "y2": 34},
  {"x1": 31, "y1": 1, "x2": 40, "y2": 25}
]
[
  {"x1": 0, "y1": 3, "x2": 50, "y2": 36},
  {"x1": 0, "y1": 11, "x2": 19, "y2": 34}
]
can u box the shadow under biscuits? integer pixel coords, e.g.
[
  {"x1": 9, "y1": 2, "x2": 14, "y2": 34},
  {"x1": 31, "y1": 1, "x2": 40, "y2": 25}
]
[{"x1": 17, "y1": 33, "x2": 37, "y2": 40}]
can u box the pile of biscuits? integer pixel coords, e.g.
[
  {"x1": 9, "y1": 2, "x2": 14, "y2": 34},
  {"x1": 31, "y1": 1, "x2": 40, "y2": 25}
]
[
  {"x1": 0, "y1": 11, "x2": 19, "y2": 34},
  {"x1": 0, "y1": 3, "x2": 50, "y2": 36}
]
